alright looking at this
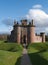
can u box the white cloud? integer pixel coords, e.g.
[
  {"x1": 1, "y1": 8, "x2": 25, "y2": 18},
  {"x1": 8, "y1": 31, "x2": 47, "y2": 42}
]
[
  {"x1": 45, "y1": 27, "x2": 48, "y2": 32},
  {"x1": 26, "y1": 5, "x2": 48, "y2": 33},
  {"x1": 0, "y1": 25, "x2": 13, "y2": 34},
  {"x1": 2, "y1": 18, "x2": 14, "y2": 26},
  {"x1": 32, "y1": 4, "x2": 42, "y2": 9},
  {"x1": 26, "y1": 9, "x2": 48, "y2": 27}
]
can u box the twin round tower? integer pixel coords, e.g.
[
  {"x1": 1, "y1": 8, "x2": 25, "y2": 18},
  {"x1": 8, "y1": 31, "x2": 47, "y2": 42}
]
[{"x1": 8, "y1": 19, "x2": 45, "y2": 44}]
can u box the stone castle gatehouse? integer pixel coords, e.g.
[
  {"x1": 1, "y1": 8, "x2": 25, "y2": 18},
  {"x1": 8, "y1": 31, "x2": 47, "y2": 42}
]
[{"x1": 8, "y1": 19, "x2": 45, "y2": 44}]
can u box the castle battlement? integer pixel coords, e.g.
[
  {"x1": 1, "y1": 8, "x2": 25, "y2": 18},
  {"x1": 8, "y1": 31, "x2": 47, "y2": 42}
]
[{"x1": 7, "y1": 19, "x2": 45, "y2": 44}]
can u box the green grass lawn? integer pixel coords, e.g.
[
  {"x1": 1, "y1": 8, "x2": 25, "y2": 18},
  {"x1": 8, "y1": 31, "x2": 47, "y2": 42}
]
[
  {"x1": 0, "y1": 40, "x2": 48, "y2": 65},
  {"x1": 28, "y1": 42, "x2": 48, "y2": 65},
  {"x1": 0, "y1": 41, "x2": 23, "y2": 65}
]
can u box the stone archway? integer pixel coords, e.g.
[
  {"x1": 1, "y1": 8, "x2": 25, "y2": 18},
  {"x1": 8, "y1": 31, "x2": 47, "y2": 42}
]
[{"x1": 23, "y1": 35, "x2": 26, "y2": 44}]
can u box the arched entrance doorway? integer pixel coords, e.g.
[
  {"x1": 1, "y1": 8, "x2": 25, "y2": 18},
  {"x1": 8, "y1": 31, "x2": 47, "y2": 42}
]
[
  {"x1": 23, "y1": 35, "x2": 27, "y2": 48},
  {"x1": 23, "y1": 35, "x2": 26, "y2": 44}
]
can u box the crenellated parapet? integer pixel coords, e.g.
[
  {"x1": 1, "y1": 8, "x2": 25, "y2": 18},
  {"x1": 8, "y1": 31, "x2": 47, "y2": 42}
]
[{"x1": 8, "y1": 19, "x2": 45, "y2": 43}]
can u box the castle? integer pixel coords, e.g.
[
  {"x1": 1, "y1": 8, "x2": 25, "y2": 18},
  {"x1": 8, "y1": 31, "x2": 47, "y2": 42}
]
[{"x1": 8, "y1": 19, "x2": 45, "y2": 44}]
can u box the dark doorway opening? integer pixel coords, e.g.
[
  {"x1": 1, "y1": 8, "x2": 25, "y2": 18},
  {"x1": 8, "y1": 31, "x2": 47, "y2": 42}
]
[
  {"x1": 23, "y1": 35, "x2": 27, "y2": 48},
  {"x1": 22, "y1": 35, "x2": 28, "y2": 48},
  {"x1": 23, "y1": 35, "x2": 28, "y2": 48},
  {"x1": 23, "y1": 35, "x2": 26, "y2": 44}
]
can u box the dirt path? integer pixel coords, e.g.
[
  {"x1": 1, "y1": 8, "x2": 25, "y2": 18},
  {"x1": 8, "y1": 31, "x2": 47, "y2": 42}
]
[{"x1": 21, "y1": 48, "x2": 32, "y2": 65}]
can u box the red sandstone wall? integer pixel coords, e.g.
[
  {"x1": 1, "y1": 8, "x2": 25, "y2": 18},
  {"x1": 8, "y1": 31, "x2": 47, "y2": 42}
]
[
  {"x1": 17, "y1": 27, "x2": 21, "y2": 44},
  {"x1": 35, "y1": 35, "x2": 42, "y2": 42},
  {"x1": 30, "y1": 27, "x2": 35, "y2": 43}
]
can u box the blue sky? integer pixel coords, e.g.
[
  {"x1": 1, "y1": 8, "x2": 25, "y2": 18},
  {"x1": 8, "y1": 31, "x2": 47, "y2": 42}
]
[{"x1": 0, "y1": 0, "x2": 48, "y2": 34}]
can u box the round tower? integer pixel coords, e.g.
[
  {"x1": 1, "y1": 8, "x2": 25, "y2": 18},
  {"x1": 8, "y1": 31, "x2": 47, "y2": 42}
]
[
  {"x1": 16, "y1": 23, "x2": 21, "y2": 44},
  {"x1": 29, "y1": 20, "x2": 35, "y2": 43},
  {"x1": 40, "y1": 32, "x2": 45, "y2": 43}
]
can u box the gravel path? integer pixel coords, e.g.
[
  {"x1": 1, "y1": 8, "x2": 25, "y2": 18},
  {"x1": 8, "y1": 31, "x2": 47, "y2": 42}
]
[{"x1": 21, "y1": 48, "x2": 32, "y2": 65}]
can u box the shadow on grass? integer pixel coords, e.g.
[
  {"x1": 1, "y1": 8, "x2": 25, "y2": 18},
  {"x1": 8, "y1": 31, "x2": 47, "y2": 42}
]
[
  {"x1": 8, "y1": 47, "x2": 18, "y2": 52},
  {"x1": 28, "y1": 52, "x2": 48, "y2": 65},
  {"x1": 15, "y1": 57, "x2": 21, "y2": 65}
]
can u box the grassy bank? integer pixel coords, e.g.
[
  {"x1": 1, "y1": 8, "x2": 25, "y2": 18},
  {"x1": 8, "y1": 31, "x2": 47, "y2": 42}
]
[
  {"x1": 28, "y1": 42, "x2": 48, "y2": 65},
  {"x1": 0, "y1": 41, "x2": 23, "y2": 65}
]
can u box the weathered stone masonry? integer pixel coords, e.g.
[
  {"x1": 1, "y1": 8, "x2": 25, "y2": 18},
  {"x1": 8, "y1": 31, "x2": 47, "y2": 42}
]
[{"x1": 8, "y1": 19, "x2": 45, "y2": 44}]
